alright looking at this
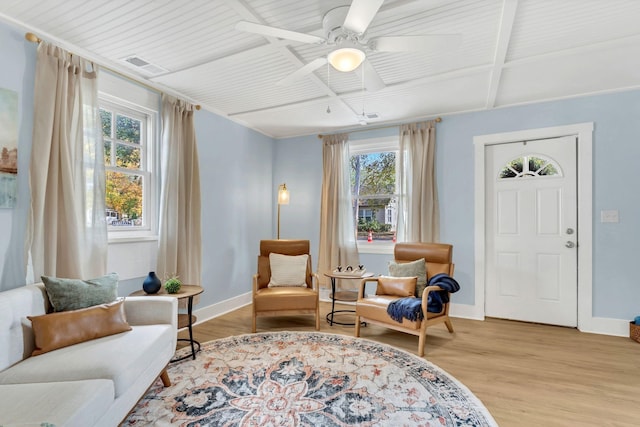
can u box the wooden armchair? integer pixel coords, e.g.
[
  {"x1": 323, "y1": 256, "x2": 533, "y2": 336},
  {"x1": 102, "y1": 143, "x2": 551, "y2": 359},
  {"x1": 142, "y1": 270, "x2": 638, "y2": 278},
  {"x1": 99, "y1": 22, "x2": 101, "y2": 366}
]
[
  {"x1": 252, "y1": 239, "x2": 320, "y2": 332},
  {"x1": 355, "y1": 242, "x2": 455, "y2": 356}
]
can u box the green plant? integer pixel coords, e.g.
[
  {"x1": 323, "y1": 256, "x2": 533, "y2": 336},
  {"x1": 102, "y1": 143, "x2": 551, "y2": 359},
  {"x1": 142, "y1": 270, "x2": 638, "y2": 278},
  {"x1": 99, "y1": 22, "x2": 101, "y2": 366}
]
[{"x1": 164, "y1": 275, "x2": 182, "y2": 294}]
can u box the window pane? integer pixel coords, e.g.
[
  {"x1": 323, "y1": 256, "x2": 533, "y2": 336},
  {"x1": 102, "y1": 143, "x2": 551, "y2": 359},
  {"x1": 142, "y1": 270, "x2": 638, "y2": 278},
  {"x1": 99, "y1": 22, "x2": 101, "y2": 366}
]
[
  {"x1": 100, "y1": 109, "x2": 112, "y2": 138},
  {"x1": 355, "y1": 196, "x2": 397, "y2": 242},
  {"x1": 351, "y1": 150, "x2": 398, "y2": 244},
  {"x1": 105, "y1": 171, "x2": 143, "y2": 227},
  {"x1": 351, "y1": 152, "x2": 396, "y2": 196},
  {"x1": 116, "y1": 114, "x2": 141, "y2": 144},
  {"x1": 116, "y1": 143, "x2": 141, "y2": 170},
  {"x1": 104, "y1": 140, "x2": 112, "y2": 165},
  {"x1": 499, "y1": 156, "x2": 560, "y2": 179}
]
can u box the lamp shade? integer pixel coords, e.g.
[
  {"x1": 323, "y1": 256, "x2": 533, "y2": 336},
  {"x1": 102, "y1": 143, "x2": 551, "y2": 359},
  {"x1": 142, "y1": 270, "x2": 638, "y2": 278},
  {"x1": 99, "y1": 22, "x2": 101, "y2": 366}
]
[
  {"x1": 328, "y1": 46, "x2": 366, "y2": 72},
  {"x1": 278, "y1": 183, "x2": 290, "y2": 205}
]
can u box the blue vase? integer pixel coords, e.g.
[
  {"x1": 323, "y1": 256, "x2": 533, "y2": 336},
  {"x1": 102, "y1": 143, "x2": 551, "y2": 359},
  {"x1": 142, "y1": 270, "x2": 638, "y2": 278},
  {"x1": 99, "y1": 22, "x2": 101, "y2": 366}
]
[{"x1": 143, "y1": 271, "x2": 161, "y2": 294}]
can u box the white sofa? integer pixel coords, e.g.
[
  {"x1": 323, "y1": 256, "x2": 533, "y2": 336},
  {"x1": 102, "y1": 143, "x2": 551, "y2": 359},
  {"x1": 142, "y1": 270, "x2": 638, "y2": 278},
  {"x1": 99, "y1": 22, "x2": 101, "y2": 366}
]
[{"x1": 0, "y1": 283, "x2": 178, "y2": 427}]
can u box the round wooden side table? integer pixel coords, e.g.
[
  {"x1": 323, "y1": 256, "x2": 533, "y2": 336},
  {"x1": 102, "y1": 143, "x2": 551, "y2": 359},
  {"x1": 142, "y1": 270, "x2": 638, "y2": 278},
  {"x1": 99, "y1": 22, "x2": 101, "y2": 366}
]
[
  {"x1": 130, "y1": 284, "x2": 204, "y2": 362},
  {"x1": 324, "y1": 272, "x2": 373, "y2": 326}
]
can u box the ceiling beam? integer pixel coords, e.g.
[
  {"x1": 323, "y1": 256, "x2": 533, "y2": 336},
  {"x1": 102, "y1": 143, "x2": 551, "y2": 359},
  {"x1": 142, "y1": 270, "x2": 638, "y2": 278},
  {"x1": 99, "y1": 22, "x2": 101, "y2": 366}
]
[
  {"x1": 485, "y1": 0, "x2": 518, "y2": 109},
  {"x1": 221, "y1": 0, "x2": 338, "y2": 99},
  {"x1": 228, "y1": 63, "x2": 492, "y2": 117}
]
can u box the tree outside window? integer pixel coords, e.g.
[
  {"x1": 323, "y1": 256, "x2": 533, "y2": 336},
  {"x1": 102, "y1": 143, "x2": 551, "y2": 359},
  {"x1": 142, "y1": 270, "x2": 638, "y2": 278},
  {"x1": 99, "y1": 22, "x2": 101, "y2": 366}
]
[
  {"x1": 101, "y1": 104, "x2": 149, "y2": 229},
  {"x1": 350, "y1": 151, "x2": 397, "y2": 242}
]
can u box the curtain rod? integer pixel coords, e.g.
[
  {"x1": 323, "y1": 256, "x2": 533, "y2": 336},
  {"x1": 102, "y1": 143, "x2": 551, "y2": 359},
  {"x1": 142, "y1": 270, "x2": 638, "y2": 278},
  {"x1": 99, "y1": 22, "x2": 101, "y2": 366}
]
[
  {"x1": 317, "y1": 117, "x2": 441, "y2": 139},
  {"x1": 25, "y1": 32, "x2": 201, "y2": 110}
]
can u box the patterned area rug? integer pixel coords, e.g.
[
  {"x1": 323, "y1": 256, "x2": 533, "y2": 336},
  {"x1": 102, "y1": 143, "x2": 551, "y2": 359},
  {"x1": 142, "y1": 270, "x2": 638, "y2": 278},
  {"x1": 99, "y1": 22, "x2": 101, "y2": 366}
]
[{"x1": 124, "y1": 332, "x2": 497, "y2": 426}]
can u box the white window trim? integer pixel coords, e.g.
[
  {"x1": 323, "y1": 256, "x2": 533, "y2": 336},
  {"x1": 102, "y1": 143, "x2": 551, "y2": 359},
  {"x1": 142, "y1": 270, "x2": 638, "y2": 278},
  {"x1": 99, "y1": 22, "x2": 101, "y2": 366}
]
[
  {"x1": 99, "y1": 92, "x2": 159, "y2": 242},
  {"x1": 350, "y1": 135, "x2": 399, "y2": 254}
]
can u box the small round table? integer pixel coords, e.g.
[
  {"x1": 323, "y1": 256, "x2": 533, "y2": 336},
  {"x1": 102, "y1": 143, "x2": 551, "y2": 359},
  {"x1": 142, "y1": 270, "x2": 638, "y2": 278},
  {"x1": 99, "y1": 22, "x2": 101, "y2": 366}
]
[
  {"x1": 130, "y1": 284, "x2": 204, "y2": 362},
  {"x1": 324, "y1": 272, "x2": 373, "y2": 326}
]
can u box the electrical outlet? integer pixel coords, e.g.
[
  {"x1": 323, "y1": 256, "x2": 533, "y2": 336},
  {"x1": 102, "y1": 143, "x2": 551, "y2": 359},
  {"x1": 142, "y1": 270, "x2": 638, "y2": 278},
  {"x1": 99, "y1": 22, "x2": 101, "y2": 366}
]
[{"x1": 600, "y1": 210, "x2": 619, "y2": 223}]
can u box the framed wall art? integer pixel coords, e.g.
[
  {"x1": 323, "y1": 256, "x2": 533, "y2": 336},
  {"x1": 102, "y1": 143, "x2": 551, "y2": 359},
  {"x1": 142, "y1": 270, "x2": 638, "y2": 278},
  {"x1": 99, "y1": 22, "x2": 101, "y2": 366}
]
[{"x1": 0, "y1": 87, "x2": 18, "y2": 208}]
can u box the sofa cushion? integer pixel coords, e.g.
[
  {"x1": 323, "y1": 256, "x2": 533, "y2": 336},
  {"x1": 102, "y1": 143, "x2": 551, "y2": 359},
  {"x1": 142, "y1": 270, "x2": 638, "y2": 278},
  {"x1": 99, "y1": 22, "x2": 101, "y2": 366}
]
[
  {"x1": 41, "y1": 273, "x2": 118, "y2": 312},
  {"x1": 0, "y1": 380, "x2": 114, "y2": 427},
  {"x1": 375, "y1": 276, "x2": 417, "y2": 297},
  {"x1": 268, "y1": 253, "x2": 309, "y2": 287},
  {"x1": 0, "y1": 324, "x2": 174, "y2": 398},
  {"x1": 389, "y1": 259, "x2": 427, "y2": 297},
  {"x1": 28, "y1": 299, "x2": 132, "y2": 356}
]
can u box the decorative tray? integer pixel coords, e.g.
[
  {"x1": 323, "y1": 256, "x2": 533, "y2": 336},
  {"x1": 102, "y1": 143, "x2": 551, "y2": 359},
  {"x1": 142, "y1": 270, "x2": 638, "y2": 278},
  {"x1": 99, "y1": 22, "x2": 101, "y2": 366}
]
[{"x1": 331, "y1": 267, "x2": 367, "y2": 277}]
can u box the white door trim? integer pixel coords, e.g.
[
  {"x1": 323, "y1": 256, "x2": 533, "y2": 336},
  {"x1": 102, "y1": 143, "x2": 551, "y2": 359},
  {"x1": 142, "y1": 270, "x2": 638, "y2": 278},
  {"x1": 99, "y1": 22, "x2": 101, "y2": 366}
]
[{"x1": 473, "y1": 123, "x2": 593, "y2": 331}]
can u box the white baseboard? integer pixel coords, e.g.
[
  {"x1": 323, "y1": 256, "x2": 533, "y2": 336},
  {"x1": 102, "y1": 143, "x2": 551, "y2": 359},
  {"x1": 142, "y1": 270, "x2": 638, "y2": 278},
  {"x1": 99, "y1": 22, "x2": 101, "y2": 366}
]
[
  {"x1": 449, "y1": 303, "x2": 630, "y2": 337},
  {"x1": 449, "y1": 302, "x2": 485, "y2": 320},
  {"x1": 193, "y1": 291, "x2": 252, "y2": 325},
  {"x1": 192, "y1": 293, "x2": 631, "y2": 338},
  {"x1": 579, "y1": 316, "x2": 630, "y2": 337}
]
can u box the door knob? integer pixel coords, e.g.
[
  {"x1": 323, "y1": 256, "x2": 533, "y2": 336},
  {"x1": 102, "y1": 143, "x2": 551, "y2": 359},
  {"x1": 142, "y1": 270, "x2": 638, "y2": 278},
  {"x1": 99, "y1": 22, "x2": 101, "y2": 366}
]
[
  {"x1": 565, "y1": 241, "x2": 575, "y2": 248},
  {"x1": 566, "y1": 228, "x2": 574, "y2": 235}
]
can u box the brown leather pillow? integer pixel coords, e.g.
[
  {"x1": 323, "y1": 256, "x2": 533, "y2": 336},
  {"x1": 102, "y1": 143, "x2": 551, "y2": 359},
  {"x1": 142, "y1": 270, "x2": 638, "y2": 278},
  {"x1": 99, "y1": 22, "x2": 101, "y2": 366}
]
[
  {"x1": 28, "y1": 299, "x2": 132, "y2": 356},
  {"x1": 376, "y1": 276, "x2": 417, "y2": 297}
]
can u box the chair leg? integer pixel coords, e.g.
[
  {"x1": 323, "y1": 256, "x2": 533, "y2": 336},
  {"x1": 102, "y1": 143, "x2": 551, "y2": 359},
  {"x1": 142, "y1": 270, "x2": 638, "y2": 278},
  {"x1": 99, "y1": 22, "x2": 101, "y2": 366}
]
[
  {"x1": 444, "y1": 318, "x2": 454, "y2": 333},
  {"x1": 315, "y1": 306, "x2": 320, "y2": 331},
  {"x1": 160, "y1": 369, "x2": 171, "y2": 387},
  {"x1": 354, "y1": 316, "x2": 361, "y2": 337},
  {"x1": 252, "y1": 312, "x2": 257, "y2": 333},
  {"x1": 418, "y1": 332, "x2": 426, "y2": 357}
]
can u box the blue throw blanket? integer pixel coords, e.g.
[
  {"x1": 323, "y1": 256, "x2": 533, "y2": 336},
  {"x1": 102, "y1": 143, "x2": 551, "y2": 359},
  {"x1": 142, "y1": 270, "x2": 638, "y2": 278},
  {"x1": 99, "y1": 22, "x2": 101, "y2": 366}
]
[{"x1": 387, "y1": 273, "x2": 460, "y2": 323}]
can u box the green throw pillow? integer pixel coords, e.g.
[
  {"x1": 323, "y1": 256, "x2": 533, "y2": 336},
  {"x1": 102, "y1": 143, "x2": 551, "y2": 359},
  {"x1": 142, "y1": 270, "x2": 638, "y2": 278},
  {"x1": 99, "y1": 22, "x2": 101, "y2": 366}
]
[
  {"x1": 388, "y1": 259, "x2": 427, "y2": 297},
  {"x1": 41, "y1": 273, "x2": 119, "y2": 312}
]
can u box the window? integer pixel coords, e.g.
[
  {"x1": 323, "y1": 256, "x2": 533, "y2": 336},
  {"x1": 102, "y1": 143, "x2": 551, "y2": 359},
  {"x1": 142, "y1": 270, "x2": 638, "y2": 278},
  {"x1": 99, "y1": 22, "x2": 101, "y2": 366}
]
[
  {"x1": 100, "y1": 97, "x2": 156, "y2": 237},
  {"x1": 499, "y1": 155, "x2": 560, "y2": 179},
  {"x1": 350, "y1": 136, "x2": 399, "y2": 251}
]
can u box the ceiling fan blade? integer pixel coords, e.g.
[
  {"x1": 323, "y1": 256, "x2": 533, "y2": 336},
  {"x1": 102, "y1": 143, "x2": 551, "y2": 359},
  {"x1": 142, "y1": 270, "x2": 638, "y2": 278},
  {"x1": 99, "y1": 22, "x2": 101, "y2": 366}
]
[
  {"x1": 370, "y1": 34, "x2": 462, "y2": 52},
  {"x1": 343, "y1": 0, "x2": 384, "y2": 34},
  {"x1": 359, "y1": 59, "x2": 386, "y2": 92},
  {"x1": 235, "y1": 21, "x2": 325, "y2": 44},
  {"x1": 276, "y1": 57, "x2": 327, "y2": 86}
]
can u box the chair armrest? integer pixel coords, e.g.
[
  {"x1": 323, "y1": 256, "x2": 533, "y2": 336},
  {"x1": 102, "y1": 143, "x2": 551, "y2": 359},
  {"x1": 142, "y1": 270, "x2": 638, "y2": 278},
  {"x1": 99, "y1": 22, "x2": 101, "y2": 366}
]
[
  {"x1": 421, "y1": 285, "x2": 446, "y2": 314},
  {"x1": 358, "y1": 277, "x2": 379, "y2": 298},
  {"x1": 311, "y1": 273, "x2": 320, "y2": 291},
  {"x1": 252, "y1": 273, "x2": 260, "y2": 294},
  {"x1": 124, "y1": 296, "x2": 177, "y2": 330}
]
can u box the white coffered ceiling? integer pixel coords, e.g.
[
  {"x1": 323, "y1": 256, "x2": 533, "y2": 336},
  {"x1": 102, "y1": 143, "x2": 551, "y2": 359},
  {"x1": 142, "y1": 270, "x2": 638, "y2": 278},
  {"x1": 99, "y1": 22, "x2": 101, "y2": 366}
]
[{"x1": 1, "y1": 0, "x2": 639, "y2": 138}]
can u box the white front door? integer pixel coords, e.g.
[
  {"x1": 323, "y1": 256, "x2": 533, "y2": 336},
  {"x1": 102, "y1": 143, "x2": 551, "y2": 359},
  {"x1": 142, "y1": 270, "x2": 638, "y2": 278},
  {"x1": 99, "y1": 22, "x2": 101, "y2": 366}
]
[{"x1": 485, "y1": 136, "x2": 577, "y2": 327}]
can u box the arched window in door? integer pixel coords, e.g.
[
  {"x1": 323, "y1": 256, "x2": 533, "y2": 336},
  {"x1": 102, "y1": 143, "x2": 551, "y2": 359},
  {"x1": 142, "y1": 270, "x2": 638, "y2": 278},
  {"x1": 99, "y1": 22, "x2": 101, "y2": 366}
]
[{"x1": 499, "y1": 155, "x2": 561, "y2": 179}]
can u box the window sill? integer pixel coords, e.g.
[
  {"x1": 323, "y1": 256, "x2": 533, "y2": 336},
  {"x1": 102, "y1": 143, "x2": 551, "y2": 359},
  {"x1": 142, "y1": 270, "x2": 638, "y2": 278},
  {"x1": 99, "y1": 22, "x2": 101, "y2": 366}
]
[
  {"x1": 108, "y1": 235, "x2": 158, "y2": 244},
  {"x1": 357, "y1": 243, "x2": 394, "y2": 255}
]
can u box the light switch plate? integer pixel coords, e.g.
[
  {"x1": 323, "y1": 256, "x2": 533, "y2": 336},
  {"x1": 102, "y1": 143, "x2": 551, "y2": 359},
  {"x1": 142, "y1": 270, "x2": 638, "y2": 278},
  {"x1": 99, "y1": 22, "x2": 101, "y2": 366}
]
[{"x1": 600, "y1": 210, "x2": 619, "y2": 223}]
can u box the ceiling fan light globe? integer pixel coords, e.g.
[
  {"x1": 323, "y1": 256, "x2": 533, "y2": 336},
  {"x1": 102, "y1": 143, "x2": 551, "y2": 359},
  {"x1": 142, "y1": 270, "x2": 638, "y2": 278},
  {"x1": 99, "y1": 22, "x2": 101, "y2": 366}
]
[{"x1": 328, "y1": 47, "x2": 366, "y2": 72}]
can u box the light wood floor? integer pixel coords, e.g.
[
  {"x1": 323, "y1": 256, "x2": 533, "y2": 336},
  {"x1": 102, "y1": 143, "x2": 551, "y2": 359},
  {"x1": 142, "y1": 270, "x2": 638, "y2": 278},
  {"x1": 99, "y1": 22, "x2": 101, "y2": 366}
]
[{"x1": 179, "y1": 302, "x2": 640, "y2": 427}]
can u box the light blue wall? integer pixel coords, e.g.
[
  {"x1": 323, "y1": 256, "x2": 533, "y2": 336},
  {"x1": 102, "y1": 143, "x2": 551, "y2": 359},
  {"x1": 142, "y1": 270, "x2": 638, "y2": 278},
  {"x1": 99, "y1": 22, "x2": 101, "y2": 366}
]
[
  {"x1": 273, "y1": 135, "x2": 323, "y2": 270},
  {"x1": 277, "y1": 90, "x2": 640, "y2": 321},
  {"x1": 0, "y1": 22, "x2": 36, "y2": 289},
  {"x1": 195, "y1": 109, "x2": 274, "y2": 304},
  {"x1": 0, "y1": 20, "x2": 276, "y2": 309}
]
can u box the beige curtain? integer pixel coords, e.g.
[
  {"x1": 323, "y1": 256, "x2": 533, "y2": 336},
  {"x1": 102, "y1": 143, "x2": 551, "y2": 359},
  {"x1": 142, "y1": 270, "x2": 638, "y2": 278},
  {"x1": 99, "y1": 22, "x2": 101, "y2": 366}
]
[
  {"x1": 26, "y1": 42, "x2": 107, "y2": 281},
  {"x1": 156, "y1": 95, "x2": 201, "y2": 285},
  {"x1": 397, "y1": 121, "x2": 439, "y2": 242},
  {"x1": 318, "y1": 133, "x2": 359, "y2": 288}
]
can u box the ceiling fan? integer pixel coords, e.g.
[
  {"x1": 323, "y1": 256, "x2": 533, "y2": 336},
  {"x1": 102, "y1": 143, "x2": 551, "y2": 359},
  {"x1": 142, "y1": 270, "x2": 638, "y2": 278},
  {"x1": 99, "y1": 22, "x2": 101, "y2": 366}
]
[{"x1": 235, "y1": 0, "x2": 461, "y2": 92}]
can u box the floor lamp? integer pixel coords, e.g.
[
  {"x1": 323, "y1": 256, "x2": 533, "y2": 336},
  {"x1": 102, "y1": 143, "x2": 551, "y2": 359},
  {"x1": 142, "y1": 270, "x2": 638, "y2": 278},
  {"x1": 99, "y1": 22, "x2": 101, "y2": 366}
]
[{"x1": 277, "y1": 183, "x2": 289, "y2": 239}]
